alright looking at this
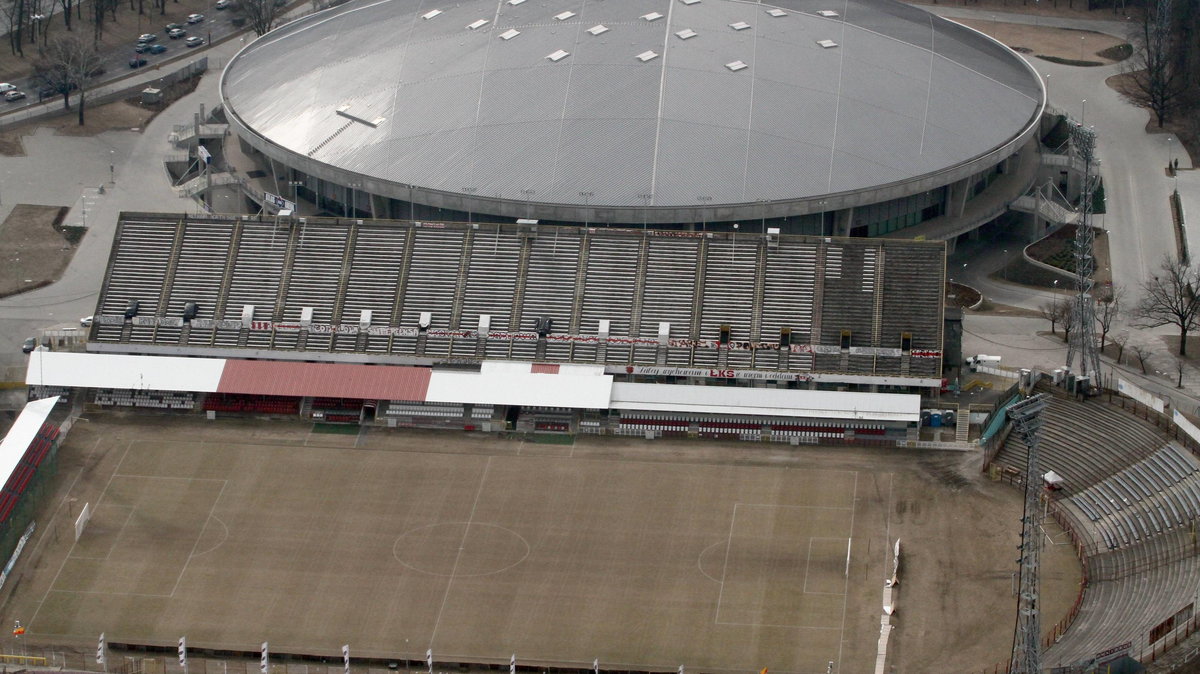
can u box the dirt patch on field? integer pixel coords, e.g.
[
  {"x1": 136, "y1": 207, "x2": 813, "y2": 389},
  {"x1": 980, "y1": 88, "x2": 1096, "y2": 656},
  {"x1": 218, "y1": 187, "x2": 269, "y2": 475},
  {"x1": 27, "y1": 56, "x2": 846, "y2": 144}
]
[
  {"x1": 952, "y1": 19, "x2": 1128, "y2": 65},
  {"x1": 0, "y1": 204, "x2": 75, "y2": 298}
]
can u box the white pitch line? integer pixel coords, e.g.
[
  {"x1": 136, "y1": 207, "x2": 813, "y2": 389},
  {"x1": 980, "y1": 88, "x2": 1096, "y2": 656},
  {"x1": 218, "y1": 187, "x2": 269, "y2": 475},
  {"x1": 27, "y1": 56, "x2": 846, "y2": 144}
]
[
  {"x1": 170, "y1": 480, "x2": 228, "y2": 597},
  {"x1": 29, "y1": 440, "x2": 134, "y2": 627},
  {"x1": 429, "y1": 455, "x2": 492, "y2": 646},
  {"x1": 713, "y1": 503, "x2": 739, "y2": 624},
  {"x1": 836, "y1": 471, "x2": 859, "y2": 669}
]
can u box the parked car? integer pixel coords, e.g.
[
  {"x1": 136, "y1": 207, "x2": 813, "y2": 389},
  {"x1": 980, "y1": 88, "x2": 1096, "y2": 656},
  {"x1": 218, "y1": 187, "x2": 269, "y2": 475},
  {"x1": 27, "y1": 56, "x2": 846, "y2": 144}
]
[
  {"x1": 134, "y1": 42, "x2": 150, "y2": 53},
  {"x1": 21, "y1": 337, "x2": 36, "y2": 354},
  {"x1": 165, "y1": 22, "x2": 183, "y2": 31},
  {"x1": 147, "y1": 44, "x2": 167, "y2": 54},
  {"x1": 38, "y1": 82, "x2": 77, "y2": 99},
  {"x1": 80, "y1": 316, "x2": 94, "y2": 327},
  {"x1": 186, "y1": 13, "x2": 204, "y2": 23},
  {"x1": 168, "y1": 27, "x2": 187, "y2": 38},
  {"x1": 129, "y1": 57, "x2": 148, "y2": 68},
  {"x1": 0, "y1": 83, "x2": 15, "y2": 93},
  {"x1": 4, "y1": 90, "x2": 25, "y2": 101},
  {"x1": 215, "y1": 0, "x2": 230, "y2": 9},
  {"x1": 185, "y1": 36, "x2": 204, "y2": 47},
  {"x1": 137, "y1": 32, "x2": 157, "y2": 43}
]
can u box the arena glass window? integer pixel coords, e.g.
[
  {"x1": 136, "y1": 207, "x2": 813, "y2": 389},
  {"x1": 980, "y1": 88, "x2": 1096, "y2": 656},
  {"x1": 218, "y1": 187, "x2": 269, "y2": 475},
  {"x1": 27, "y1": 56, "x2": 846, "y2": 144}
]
[{"x1": 840, "y1": 330, "x2": 851, "y2": 350}]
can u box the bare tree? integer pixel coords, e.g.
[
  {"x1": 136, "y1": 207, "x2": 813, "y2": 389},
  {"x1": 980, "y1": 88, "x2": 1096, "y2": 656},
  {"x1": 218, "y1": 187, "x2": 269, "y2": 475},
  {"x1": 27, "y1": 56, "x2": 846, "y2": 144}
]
[
  {"x1": 1175, "y1": 357, "x2": 1185, "y2": 388},
  {"x1": 1095, "y1": 283, "x2": 1125, "y2": 353},
  {"x1": 1039, "y1": 296, "x2": 1070, "y2": 336},
  {"x1": 32, "y1": 36, "x2": 102, "y2": 123},
  {"x1": 1129, "y1": 343, "x2": 1153, "y2": 375},
  {"x1": 1112, "y1": 331, "x2": 1130, "y2": 364},
  {"x1": 239, "y1": 0, "x2": 276, "y2": 36},
  {"x1": 1121, "y1": 0, "x2": 1184, "y2": 127},
  {"x1": 1132, "y1": 256, "x2": 1200, "y2": 356}
]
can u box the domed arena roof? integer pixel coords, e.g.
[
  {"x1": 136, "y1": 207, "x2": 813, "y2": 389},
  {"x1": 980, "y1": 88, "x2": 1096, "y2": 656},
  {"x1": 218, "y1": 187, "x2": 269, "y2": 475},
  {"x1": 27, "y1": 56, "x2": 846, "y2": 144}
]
[{"x1": 221, "y1": 0, "x2": 1043, "y2": 210}]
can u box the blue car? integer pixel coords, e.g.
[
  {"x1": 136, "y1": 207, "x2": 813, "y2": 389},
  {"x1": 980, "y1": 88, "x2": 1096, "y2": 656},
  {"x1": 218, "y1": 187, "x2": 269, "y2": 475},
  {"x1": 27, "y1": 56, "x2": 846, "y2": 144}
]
[{"x1": 147, "y1": 44, "x2": 167, "y2": 54}]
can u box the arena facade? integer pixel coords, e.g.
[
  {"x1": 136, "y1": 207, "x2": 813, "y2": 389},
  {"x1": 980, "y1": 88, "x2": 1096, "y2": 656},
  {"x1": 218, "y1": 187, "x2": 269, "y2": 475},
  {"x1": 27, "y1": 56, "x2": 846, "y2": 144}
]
[{"x1": 219, "y1": 0, "x2": 1045, "y2": 242}]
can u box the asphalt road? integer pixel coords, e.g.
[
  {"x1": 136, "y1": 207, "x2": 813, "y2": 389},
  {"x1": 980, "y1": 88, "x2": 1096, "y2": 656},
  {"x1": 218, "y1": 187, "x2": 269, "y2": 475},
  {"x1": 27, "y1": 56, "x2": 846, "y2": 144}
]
[
  {"x1": 0, "y1": 5, "x2": 241, "y2": 110},
  {"x1": 929, "y1": 6, "x2": 1181, "y2": 311}
]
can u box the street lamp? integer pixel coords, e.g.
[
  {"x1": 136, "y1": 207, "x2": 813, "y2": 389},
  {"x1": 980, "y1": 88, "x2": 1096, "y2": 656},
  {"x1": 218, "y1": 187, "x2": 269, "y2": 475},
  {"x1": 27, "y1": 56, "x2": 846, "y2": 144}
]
[
  {"x1": 758, "y1": 198, "x2": 768, "y2": 233},
  {"x1": 31, "y1": 14, "x2": 44, "y2": 49},
  {"x1": 1079, "y1": 35, "x2": 1085, "y2": 61},
  {"x1": 579, "y1": 191, "x2": 593, "y2": 227},
  {"x1": 521, "y1": 189, "x2": 535, "y2": 219},
  {"x1": 1081, "y1": 99, "x2": 1086, "y2": 125},
  {"x1": 638, "y1": 193, "x2": 653, "y2": 229},
  {"x1": 697, "y1": 196, "x2": 712, "y2": 231},
  {"x1": 288, "y1": 180, "x2": 303, "y2": 212},
  {"x1": 462, "y1": 187, "x2": 477, "y2": 223}
]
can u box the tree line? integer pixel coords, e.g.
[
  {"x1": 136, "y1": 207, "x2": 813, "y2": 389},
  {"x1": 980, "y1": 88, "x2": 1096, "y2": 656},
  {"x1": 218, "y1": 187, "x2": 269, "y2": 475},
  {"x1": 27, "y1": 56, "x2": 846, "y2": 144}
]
[{"x1": 1122, "y1": 0, "x2": 1200, "y2": 134}]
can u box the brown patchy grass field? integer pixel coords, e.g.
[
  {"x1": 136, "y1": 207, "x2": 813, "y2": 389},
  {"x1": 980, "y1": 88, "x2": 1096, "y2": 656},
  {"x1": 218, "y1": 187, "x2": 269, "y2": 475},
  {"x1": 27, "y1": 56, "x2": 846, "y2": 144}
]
[{"x1": 0, "y1": 204, "x2": 74, "y2": 298}]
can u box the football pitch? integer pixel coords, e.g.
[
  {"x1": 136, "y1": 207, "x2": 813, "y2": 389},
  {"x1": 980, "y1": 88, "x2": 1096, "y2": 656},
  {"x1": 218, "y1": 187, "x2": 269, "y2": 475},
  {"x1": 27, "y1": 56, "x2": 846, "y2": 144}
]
[
  {"x1": 22, "y1": 423, "x2": 870, "y2": 673},
  {"x1": 7, "y1": 416, "x2": 1079, "y2": 674}
]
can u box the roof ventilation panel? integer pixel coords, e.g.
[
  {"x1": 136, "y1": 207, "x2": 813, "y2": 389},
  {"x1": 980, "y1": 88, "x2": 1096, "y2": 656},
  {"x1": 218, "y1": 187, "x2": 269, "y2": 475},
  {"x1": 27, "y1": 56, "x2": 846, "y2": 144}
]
[
  {"x1": 817, "y1": 39, "x2": 838, "y2": 48},
  {"x1": 421, "y1": 9, "x2": 441, "y2": 19},
  {"x1": 636, "y1": 50, "x2": 659, "y2": 62},
  {"x1": 725, "y1": 60, "x2": 748, "y2": 71},
  {"x1": 642, "y1": 12, "x2": 664, "y2": 21},
  {"x1": 679, "y1": 0, "x2": 700, "y2": 4},
  {"x1": 587, "y1": 24, "x2": 609, "y2": 35},
  {"x1": 767, "y1": 8, "x2": 786, "y2": 17},
  {"x1": 467, "y1": 18, "x2": 489, "y2": 30},
  {"x1": 729, "y1": 21, "x2": 750, "y2": 30},
  {"x1": 675, "y1": 28, "x2": 697, "y2": 39},
  {"x1": 817, "y1": 10, "x2": 839, "y2": 17},
  {"x1": 555, "y1": 11, "x2": 575, "y2": 20},
  {"x1": 547, "y1": 49, "x2": 570, "y2": 62},
  {"x1": 507, "y1": 0, "x2": 525, "y2": 4},
  {"x1": 499, "y1": 28, "x2": 520, "y2": 40}
]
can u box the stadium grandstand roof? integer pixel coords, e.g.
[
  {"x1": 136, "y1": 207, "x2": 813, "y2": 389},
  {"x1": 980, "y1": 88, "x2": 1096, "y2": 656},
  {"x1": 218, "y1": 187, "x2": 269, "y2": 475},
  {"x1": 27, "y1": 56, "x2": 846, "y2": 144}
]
[
  {"x1": 220, "y1": 0, "x2": 1043, "y2": 210},
  {"x1": 0, "y1": 397, "x2": 59, "y2": 489},
  {"x1": 89, "y1": 214, "x2": 947, "y2": 387},
  {"x1": 26, "y1": 352, "x2": 919, "y2": 421}
]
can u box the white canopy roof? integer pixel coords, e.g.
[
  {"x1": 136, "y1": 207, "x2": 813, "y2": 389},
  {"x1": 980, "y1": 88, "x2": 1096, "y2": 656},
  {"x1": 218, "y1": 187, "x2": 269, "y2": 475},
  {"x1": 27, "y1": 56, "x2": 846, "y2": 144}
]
[
  {"x1": 610, "y1": 383, "x2": 920, "y2": 422},
  {"x1": 426, "y1": 371, "x2": 614, "y2": 409},
  {"x1": 0, "y1": 397, "x2": 59, "y2": 492},
  {"x1": 26, "y1": 351, "x2": 226, "y2": 392}
]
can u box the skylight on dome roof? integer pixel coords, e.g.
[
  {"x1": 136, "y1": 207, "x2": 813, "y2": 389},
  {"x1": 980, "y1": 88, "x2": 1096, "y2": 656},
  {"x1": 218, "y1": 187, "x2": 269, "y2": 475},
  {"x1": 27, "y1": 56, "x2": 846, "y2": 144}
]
[
  {"x1": 587, "y1": 24, "x2": 609, "y2": 35},
  {"x1": 637, "y1": 50, "x2": 659, "y2": 62},
  {"x1": 467, "y1": 18, "x2": 489, "y2": 30},
  {"x1": 817, "y1": 10, "x2": 839, "y2": 17},
  {"x1": 675, "y1": 28, "x2": 697, "y2": 39},
  {"x1": 555, "y1": 11, "x2": 575, "y2": 20},
  {"x1": 767, "y1": 8, "x2": 786, "y2": 17},
  {"x1": 507, "y1": 0, "x2": 525, "y2": 4},
  {"x1": 680, "y1": 0, "x2": 699, "y2": 4},
  {"x1": 729, "y1": 21, "x2": 750, "y2": 30},
  {"x1": 547, "y1": 49, "x2": 569, "y2": 61},
  {"x1": 725, "y1": 60, "x2": 748, "y2": 71},
  {"x1": 500, "y1": 29, "x2": 520, "y2": 40},
  {"x1": 817, "y1": 39, "x2": 838, "y2": 48},
  {"x1": 421, "y1": 9, "x2": 442, "y2": 19},
  {"x1": 642, "y1": 12, "x2": 663, "y2": 21}
]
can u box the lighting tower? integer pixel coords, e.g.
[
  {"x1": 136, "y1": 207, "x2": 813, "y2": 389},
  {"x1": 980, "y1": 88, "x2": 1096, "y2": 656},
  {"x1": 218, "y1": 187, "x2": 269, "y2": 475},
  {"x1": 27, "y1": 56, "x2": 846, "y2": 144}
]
[
  {"x1": 1008, "y1": 393, "x2": 1049, "y2": 674},
  {"x1": 1065, "y1": 122, "x2": 1101, "y2": 386}
]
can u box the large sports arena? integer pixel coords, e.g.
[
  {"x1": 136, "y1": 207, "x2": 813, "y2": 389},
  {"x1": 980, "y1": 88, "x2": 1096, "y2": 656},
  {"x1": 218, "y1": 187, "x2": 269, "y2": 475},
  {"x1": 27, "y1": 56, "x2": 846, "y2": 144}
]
[{"x1": 220, "y1": 0, "x2": 1045, "y2": 239}]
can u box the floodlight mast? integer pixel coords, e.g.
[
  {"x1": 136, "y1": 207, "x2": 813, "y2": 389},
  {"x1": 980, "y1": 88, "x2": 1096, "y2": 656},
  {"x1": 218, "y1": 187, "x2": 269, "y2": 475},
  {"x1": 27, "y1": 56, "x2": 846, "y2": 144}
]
[
  {"x1": 1007, "y1": 393, "x2": 1048, "y2": 674},
  {"x1": 1065, "y1": 123, "x2": 1102, "y2": 387}
]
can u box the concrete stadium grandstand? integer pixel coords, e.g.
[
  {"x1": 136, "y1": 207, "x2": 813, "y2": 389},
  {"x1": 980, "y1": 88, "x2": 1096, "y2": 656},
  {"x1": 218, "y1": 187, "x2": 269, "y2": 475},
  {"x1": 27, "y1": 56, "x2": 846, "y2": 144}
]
[
  {"x1": 28, "y1": 213, "x2": 952, "y2": 440},
  {"x1": 219, "y1": 0, "x2": 1044, "y2": 244}
]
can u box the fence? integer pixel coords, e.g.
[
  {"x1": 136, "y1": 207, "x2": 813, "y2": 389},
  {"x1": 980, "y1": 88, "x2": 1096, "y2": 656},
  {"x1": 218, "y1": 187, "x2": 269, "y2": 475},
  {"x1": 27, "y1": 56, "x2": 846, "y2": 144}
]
[
  {"x1": 981, "y1": 380, "x2": 1200, "y2": 672},
  {"x1": 0, "y1": 57, "x2": 208, "y2": 131}
]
